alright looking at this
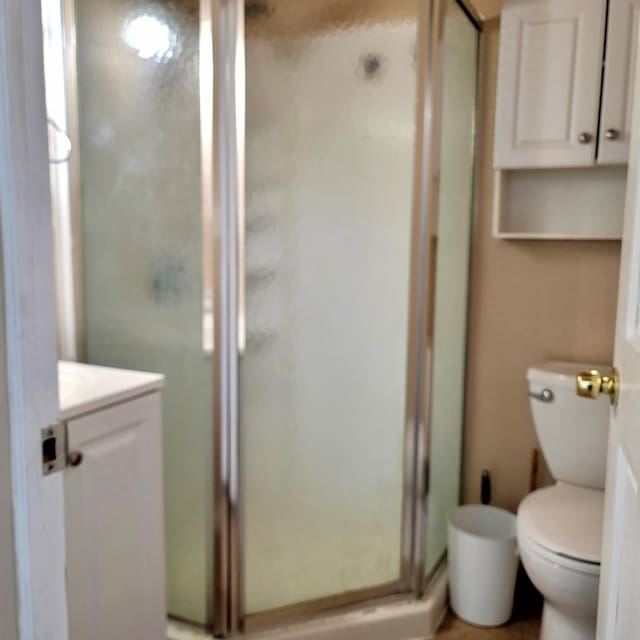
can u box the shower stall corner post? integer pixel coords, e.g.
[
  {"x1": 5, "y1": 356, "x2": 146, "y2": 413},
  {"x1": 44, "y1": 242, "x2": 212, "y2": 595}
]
[
  {"x1": 457, "y1": 0, "x2": 484, "y2": 508},
  {"x1": 211, "y1": 0, "x2": 245, "y2": 635},
  {"x1": 405, "y1": 0, "x2": 448, "y2": 597},
  {"x1": 200, "y1": 0, "x2": 216, "y2": 628}
]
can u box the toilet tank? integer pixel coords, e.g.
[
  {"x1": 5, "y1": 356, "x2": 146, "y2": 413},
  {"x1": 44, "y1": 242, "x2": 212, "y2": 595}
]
[{"x1": 527, "y1": 361, "x2": 610, "y2": 490}]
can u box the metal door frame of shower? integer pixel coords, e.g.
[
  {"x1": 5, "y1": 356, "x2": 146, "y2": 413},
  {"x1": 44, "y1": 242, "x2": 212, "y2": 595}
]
[{"x1": 208, "y1": 0, "x2": 481, "y2": 636}]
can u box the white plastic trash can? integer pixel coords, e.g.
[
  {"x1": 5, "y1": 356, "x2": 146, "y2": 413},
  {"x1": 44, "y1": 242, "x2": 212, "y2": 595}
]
[{"x1": 448, "y1": 505, "x2": 519, "y2": 627}]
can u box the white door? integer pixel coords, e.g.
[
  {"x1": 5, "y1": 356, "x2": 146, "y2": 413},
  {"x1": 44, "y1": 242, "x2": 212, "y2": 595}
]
[
  {"x1": 0, "y1": 0, "x2": 68, "y2": 639},
  {"x1": 494, "y1": 0, "x2": 607, "y2": 168},
  {"x1": 598, "y1": 0, "x2": 640, "y2": 165},
  {"x1": 64, "y1": 394, "x2": 166, "y2": 640},
  {"x1": 596, "y1": 34, "x2": 640, "y2": 639}
]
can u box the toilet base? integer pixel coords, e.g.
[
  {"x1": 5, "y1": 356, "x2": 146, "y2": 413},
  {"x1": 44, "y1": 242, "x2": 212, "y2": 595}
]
[{"x1": 540, "y1": 602, "x2": 596, "y2": 640}]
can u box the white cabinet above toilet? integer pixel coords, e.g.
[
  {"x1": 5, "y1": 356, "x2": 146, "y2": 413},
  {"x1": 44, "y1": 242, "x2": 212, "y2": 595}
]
[
  {"x1": 598, "y1": 0, "x2": 640, "y2": 164},
  {"x1": 495, "y1": 0, "x2": 640, "y2": 169},
  {"x1": 492, "y1": 0, "x2": 637, "y2": 239}
]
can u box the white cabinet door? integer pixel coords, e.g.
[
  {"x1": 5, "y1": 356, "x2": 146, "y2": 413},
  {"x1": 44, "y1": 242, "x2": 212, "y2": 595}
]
[
  {"x1": 495, "y1": 0, "x2": 607, "y2": 168},
  {"x1": 598, "y1": 0, "x2": 640, "y2": 165},
  {"x1": 64, "y1": 393, "x2": 166, "y2": 640}
]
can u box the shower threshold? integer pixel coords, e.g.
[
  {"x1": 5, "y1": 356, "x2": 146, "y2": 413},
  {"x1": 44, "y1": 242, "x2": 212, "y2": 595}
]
[{"x1": 167, "y1": 563, "x2": 447, "y2": 640}]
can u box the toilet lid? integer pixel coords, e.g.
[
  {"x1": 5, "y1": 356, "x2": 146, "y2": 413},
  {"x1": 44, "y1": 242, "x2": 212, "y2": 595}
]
[{"x1": 518, "y1": 484, "x2": 604, "y2": 564}]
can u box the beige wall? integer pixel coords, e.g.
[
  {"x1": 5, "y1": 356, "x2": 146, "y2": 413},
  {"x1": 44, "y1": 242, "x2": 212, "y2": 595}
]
[
  {"x1": 469, "y1": 0, "x2": 503, "y2": 20},
  {"x1": 462, "y1": 19, "x2": 622, "y2": 511}
]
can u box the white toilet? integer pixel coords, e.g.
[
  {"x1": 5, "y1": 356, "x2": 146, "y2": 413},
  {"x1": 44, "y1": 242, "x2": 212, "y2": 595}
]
[{"x1": 520, "y1": 361, "x2": 609, "y2": 640}]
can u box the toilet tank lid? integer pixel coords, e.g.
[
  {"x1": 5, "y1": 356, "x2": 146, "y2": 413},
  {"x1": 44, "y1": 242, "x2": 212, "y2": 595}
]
[
  {"x1": 527, "y1": 361, "x2": 610, "y2": 389},
  {"x1": 518, "y1": 484, "x2": 604, "y2": 564}
]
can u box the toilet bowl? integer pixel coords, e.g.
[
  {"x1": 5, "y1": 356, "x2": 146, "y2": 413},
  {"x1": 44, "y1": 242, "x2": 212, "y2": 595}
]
[
  {"x1": 522, "y1": 362, "x2": 610, "y2": 640},
  {"x1": 518, "y1": 483, "x2": 603, "y2": 640}
]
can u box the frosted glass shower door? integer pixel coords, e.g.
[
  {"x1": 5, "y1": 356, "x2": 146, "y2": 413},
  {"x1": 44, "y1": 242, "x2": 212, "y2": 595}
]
[
  {"x1": 241, "y1": 0, "x2": 421, "y2": 619},
  {"x1": 74, "y1": 0, "x2": 213, "y2": 626},
  {"x1": 424, "y1": 0, "x2": 479, "y2": 577}
]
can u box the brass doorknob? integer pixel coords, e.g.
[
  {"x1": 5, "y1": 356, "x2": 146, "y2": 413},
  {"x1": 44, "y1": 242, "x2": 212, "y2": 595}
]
[{"x1": 576, "y1": 368, "x2": 619, "y2": 406}]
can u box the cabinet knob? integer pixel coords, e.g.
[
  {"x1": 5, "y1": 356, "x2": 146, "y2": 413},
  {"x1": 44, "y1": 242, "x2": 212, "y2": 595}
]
[
  {"x1": 578, "y1": 132, "x2": 593, "y2": 144},
  {"x1": 67, "y1": 451, "x2": 83, "y2": 467},
  {"x1": 605, "y1": 128, "x2": 620, "y2": 141}
]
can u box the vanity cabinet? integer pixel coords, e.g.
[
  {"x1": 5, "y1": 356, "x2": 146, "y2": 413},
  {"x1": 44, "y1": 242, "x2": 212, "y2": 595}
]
[
  {"x1": 59, "y1": 361, "x2": 166, "y2": 640},
  {"x1": 495, "y1": 0, "x2": 639, "y2": 169}
]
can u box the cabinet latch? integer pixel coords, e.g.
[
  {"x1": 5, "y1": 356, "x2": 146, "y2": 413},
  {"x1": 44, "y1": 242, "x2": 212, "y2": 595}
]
[{"x1": 41, "y1": 421, "x2": 68, "y2": 476}]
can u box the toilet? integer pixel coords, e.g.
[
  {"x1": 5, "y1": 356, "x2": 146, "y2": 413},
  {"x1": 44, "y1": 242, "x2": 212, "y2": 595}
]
[{"x1": 520, "y1": 361, "x2": 609, "y2": 640}]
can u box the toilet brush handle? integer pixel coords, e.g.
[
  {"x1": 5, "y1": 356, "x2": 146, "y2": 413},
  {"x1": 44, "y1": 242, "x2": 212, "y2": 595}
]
[{"x1": 481, "y1": 470, "x2": 491, "y2": 505}]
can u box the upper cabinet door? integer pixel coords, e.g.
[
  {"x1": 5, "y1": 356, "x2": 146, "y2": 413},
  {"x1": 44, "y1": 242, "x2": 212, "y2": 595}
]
[
  {"x1": 598, "y1": 0, "x2": 640, "y2": 165},
  {"x1": 495, "y1": 0, "x2": 607, "y2": 169}
]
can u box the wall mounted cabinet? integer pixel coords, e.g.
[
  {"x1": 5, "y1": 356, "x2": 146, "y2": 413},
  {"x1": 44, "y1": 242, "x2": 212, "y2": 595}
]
[
  {"x1": 493, "y1": 0, "x2": 636, "y2": 239},
  {"x1": 495, "y1": 0, "x2": 639, "y2": 169},
  {"x1": 599, "y1": 0, "x2": 640, "y2": 164}
]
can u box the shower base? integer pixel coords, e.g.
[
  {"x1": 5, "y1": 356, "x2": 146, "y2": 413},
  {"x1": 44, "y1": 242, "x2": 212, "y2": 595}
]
[{"x1": 167, "y1": 563, "x2": 447, "y2": 640}]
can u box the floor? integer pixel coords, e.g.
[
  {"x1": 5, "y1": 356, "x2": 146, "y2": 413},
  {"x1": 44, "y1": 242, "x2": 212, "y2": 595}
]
[
  {"x1": 435, "y1": 612, "x2": 541, "y2": 639},
  {"x1": 167, "y1": 619, "x2": 211, "y2": 640},
  {"x1": 435, "y1": 571, "x2": 542, "y2": 640},
  {"x1": 168, "y1": 572, "x2": 543, "y2": 640},
  {"x1": 169, "y1": 610, "x2": 542, "y2": 640}
]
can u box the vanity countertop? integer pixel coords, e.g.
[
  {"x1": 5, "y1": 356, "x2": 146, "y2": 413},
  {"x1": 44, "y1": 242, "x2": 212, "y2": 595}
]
[{"x1": 58, "y1": 361, "x2": 165, "y2": 420}]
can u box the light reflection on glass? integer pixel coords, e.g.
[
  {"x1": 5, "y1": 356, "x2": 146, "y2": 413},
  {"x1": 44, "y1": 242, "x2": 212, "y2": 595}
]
[{"x1": 122, "y1": 12, "x2": 177, "y2": 61}]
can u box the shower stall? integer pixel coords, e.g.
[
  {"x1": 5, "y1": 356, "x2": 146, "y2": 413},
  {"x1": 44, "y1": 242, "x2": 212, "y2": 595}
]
[{"x1": 43, "y1": 0, "x2": 479, "y2": 635}]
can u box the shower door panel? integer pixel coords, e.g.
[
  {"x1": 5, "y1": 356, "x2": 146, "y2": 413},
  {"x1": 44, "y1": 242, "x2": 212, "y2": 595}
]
[
  {"x1": 424, "y1": 0, "x2": 479, "y2": 577},
  {"x1": 239, "y1": 0, "x2": 422, "y2": 621},
  {"x1": 74, "y1": 0, "x2": 213, "y2": 625}
]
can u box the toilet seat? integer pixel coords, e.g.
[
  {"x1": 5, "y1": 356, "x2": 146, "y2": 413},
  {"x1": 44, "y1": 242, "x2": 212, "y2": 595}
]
[
  {"x1": 518, "y1": 528, "x2": 600, "y2": 576},
  {"x1": 518, "y1": 483, "x2": 604, "y2": 566}
]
